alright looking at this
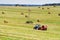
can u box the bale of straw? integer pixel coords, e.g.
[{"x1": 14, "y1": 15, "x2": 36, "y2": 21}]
[{"x1": 4, "y1": 20, "x2": 8, "y2": 23}]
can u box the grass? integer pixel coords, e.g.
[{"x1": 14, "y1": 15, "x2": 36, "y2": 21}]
[{"x1": 0, "y1": 6, "x2": 60, "y2": 40}]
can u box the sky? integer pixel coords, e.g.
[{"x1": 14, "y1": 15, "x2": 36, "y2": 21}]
[{"x1": 0, "y1": 0, "x2": 60, "y2": 5}]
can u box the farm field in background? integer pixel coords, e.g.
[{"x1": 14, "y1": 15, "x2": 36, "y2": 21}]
[{"x1": 0, "y1": 6, "x2": 60, "y2": 40}]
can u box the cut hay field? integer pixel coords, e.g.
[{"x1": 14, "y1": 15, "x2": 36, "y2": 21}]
[{"x1": 0, "y1": 6, "x2": 60, "y2": 40}]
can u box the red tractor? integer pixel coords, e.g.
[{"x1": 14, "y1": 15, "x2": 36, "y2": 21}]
[{"x1": 41, "y1": 25, "x2": 47, "y2": 30}]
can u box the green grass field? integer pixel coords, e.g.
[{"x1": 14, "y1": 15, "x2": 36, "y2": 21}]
[{"x1": 0, "y1": 6, "x2": 60, "y2": 40}]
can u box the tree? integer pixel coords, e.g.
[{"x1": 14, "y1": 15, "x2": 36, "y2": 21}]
[{"x1": 15, "y1": 4, "x2": 20, "y2": 6}]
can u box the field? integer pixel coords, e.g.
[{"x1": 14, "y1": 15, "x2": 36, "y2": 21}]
[{"x1": 0, "y1": 6, "x2": 60, "y2": 40}]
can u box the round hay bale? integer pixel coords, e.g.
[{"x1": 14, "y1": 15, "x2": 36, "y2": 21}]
[
  {"x1": 25, "y1": 15, "x2": 28, "y2": 18},
  {"x1": 38, "y1": 7, "x2": 40, "y2": 8},
  {"x1": 48, "y1": 12, "x2": 51, "y2": 14},
  {"x1": 47, "y1": 8, "x2": 49, "y2": 9},
  {"x1": 26, "y1": 21, "x2": 33, "y2": 24},
  {"x1": 21, "y1": 12, "x2": 24, "y2": 15},
  {"x1": 37, "y1": 19, "x2": 40, "y2": 22},
  {"x1": 28, "y1": 9, "x2": 31, "y2": 12},
  {"x1": 53, "y1": 6, "x2": 56, "y2": 7},
  {"x1": 4, "y1": 20, "x2": 8, "y2": 23},
  {"x1": 42, "y1": 8, "x2": 44, "y2": 9},
  {"x1": 2, "y1": 12, "x2": 5, "y2": 14},
  {"x1": 58, "y1": 14, "x2": 60, "y2": 16}
]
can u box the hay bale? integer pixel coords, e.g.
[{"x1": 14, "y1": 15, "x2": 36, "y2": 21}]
[
  {"x1": 4, "y1": 20, "x2": 8, "y2": 23},
  {"x1": 47, "y1": 8, "x2": 49, "y2": 9},
  {"x1": 53, "y1": 6, "x2": 56, "y2": 7},
  {"x1": 28, "y1": 9, "x2": 31, "y2": 12},
  {"x1": 38, "y1": 7, "x2": 40, "y2": 8},
  {"x1": 58, "y1": 14, "x2": 60, "y2": 16},
  {"x1": 42, "y1": 8, "x2": 44, "y2": 9},
  {"x1": 26, "y1": 21, "x2": 33, "y2": 24},
  {"x1": 2, "y1": 12, "x2": 5, "y2": 14},
  {"x1": 37, "y1": 19, "x2": 40, "y2": 22},
  {"x1": 21, "y1": 12, "x2": 24, "y2": 15},
  {"x1": 48, "y1": 12, "x2": 51, "y2": 14},
  {"x1": 25, "y1": 15, "x2": 28, "y2": 18}
]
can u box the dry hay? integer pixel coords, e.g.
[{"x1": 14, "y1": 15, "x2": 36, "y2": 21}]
[
  {"x1": 25, "y1": 15, "x2": 28, "y2": 18},
  {"x1": 2, "y1": 12, "x2": 5, "y2": 14},
  {"x1": 26, "y1": 21, "x2": 33, "y2": 24},
  {"x1": 42, "y1": 8, "x2": 44, "y2": 9},
  {"x1": 4, "y1": 20, "x2": 8, "y2": 23},
  {"x1": 58, "y1": 14, "x2": 60, "y2": 16},
  {"x1": 37, "y1": 19, "x2": 40, "y2": 22},
  {"x1": 38, "y1": 7, "x2": 40, "y2": 8},
  {"x1": 53, "y1": 5, "x2": 56, "y2": 7},
  {"x1": 28, "y1": 9, "x2": 31, "y2": 12},
  {"x1": 47, "y1": 8, "x2": 50, "y2": 9},
  {"x1": 48, "y1": 12, "x2": 51, "y2": 14},
  {"x1": 21, "y1": 12, "x2": 24, "y2": 15}
]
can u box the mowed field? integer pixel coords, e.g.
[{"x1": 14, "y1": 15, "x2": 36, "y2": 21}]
[{"x1": 0, "y1": 6, "x2": 60, "y2": 40}]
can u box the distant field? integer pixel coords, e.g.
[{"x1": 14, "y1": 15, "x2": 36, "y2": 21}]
[{"x1": 0, "y1": 6, "x2": 60, "y2": 40}]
